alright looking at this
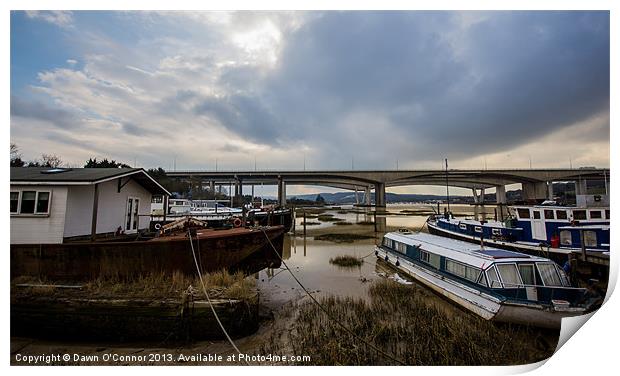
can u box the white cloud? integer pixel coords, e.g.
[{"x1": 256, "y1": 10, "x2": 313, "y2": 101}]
[{"x1": 24, "y1": 10, "x2": 73, "y2": 27}]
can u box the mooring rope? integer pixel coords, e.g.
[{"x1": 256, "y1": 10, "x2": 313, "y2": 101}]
[
  {"x1": 259, "y1": 227, "x2": 407, "y2": 365},
  {"x1": 187, "y1": 230, "x2": 250, "y2": 366}
]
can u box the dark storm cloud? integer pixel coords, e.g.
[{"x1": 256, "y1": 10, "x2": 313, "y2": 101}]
[
  {"x1": 219, "y1": 11, "x2": 610, "y2": 162},
  {"x1": 193, "y1": 94, "x2": 282, "y2": 144},
  {"x1": 11, "y1": 95, "x2": 80, "y2": 129}
]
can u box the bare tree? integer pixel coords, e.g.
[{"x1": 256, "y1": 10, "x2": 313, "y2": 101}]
[
  {"x1": 10, "y1": 143, "x2": 24, "y2": 167},
  {"x1": 40, "y1": 154, "x2": 64, "y2": 168}
]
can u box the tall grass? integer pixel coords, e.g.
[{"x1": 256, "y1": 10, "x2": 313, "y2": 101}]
[
  {"x1": 260, "y1": 279, "x2": 555, "y2": 365},
  {"x1": 12, "y1": 270, "x2": 256, "y2": 301}
]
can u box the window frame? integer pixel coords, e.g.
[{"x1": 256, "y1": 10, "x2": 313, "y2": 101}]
[
  {"x1": 10, "y1": 191, "x2": 20, "y2": 214},
  {"x1": 11, "y1": 189, "x2": 52, "y2": 216}
]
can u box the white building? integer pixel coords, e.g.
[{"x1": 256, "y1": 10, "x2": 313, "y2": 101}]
[{"x1": 10, "y1": 167, "x2": 170, "y2": 244}]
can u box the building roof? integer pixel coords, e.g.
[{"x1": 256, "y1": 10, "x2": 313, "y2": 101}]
[{"x1": 10, "y1": 167, "x2": 170, "y2": 196}]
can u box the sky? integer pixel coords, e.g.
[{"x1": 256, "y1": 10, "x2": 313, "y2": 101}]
[{"x1": 10, "y1": 10, "x2": 610, "y2": 195}]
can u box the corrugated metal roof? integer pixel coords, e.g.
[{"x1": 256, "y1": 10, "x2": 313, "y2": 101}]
[{"x1": 11, "y1": 167, "x2": 170, "y2": 196}]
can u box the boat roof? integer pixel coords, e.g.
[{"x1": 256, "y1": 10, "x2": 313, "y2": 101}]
[
  {"x1": 558, "y1": 225, "x2": 610, "y2": 230},
  {"x1": 385, "y1": 232, "x2": 548, "y2": 269},
  {"x1": 438, "y1": 217, "x2": 522, "y2": 230}
]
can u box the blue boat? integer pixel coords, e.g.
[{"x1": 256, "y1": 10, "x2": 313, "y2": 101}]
[
  {"x1": 376, "y1": 230, "x2": 599, "y2": 329},
  {"x1": 427, "y1": 204, "x2": 609, "y2": 265}
]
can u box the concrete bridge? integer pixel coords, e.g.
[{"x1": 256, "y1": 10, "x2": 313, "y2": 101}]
[{"x1": 166, "y1": 168, "x2": 609, "y2": 207}]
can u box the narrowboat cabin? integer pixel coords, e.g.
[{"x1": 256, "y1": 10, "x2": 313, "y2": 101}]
[
  {"x1": 427, "y1": 204, "x2": 610, "y2": 265},
  {"x1": 375, "y1": 230, "x2": 598, "y2": 329}
]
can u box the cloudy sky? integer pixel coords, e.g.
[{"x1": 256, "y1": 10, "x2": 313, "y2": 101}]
[{"x1": 10, "y1": 11, "x2": 610, "y2": 194}]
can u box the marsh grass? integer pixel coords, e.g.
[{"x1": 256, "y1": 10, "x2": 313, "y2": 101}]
[
  {"x1": 329, "y1": 255, "x2": 363, "y2": 268},
  {"x1": 12, "y1": 270, "x2": 256, "y2": 301},
  {"x1": 260, "y1": 279, "x2": 555, "y2": 365}
]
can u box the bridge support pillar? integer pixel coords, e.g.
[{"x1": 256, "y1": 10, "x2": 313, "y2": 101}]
[
  {"x1": 522, "y1": 182, "x2": 548, "y2": 202},
  {"x1": 547, "y1": 182, "x2": 554, "y2": 200},
  {"x1": 209, "y1": 180, "x2": 215, "y2": 198},
  {"x1": 233, "y1": 179, "x2": 243, "y2": 207},
  {"x1": 277, "y1": 178, "x2": 287, "y2": 207},
  {"x1": 365, "y1": 186, "x2": 371, "y2": 206},
  {"x1": 575, "y1": 179, "x2": 588, "y2": 196},
  {"x1": 375, "y1": 182, "x2": 386, "y2": 207},
  {"x1": 495, "y1": 185, "x2": 506, "y2": 204}
]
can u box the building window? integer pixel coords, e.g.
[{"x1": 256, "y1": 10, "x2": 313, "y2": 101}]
[
  {"x1": 35, "y1": 192, "x2": 50, "y2": 214},
  {"x1": 573, "y1": 210, "x2": 587, "y2": 220},
  {"x1": 10, "y1": 192, "x2": 19, "y2": 213},
  {"x1": 517, "y1": 208, "x2": 530, "y2": 219},
  {"x1": 544, "y1": 210, "x2": 555, "y2": 219},
  {"x1": 20, "y1": 191, "x2": 37, "y2": 214},
  {"x1": 589, "y1": 210, "x2": 602, "y2": 219},
  {"x1": 11, "y1": 190, "x2": 52, "y2": 215},
  {"x1": 556, "y1": 210, "x2": 568, "y2": 220}
]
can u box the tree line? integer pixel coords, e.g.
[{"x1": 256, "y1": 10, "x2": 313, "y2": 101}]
[{"x1": 9, "y1": 143, "x2": 216, "y2": 197}]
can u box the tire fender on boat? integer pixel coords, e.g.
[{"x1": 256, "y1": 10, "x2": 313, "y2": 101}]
[
  {"x1": 232, "y1": 217, "x2": 243, "y2": 228},
  {"x1": 395, "y1": 259, "x2": 400, "y2": 267}
]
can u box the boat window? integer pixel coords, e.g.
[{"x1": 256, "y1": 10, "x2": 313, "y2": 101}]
[
  {"x1": 560, "y1": 230, "x2": 572, "y2": 246},
  {"x1": 556, "y1": 210, "x2": 568, "y2": 220},
  {"x1": 590, "y1": 210, "x2": 602, "y2": 219},
  {"x1": 382, "y1": 237, "x2": 393, "y2": 248},
  {"x1": 492, "y1": 228, "x2": 501, "y2": 236},
  {"x1": 518, "y1": 264, "x2": 536, "y2": 285},
  {"x1": 537, "y1": 262, "x2": 562, "y2": 286},
  {"x1": 533, "y1": 211, "x2": 541, "y2": 219},
  {"x1": 573, "y1": 210, "x2": 587, "y2": 220},
  {"x1": 555, "y1": 265, "x2": 571, "y2": 287},
  {"x1": 445, "y1": 259, "x2": 480, "y2": 282},
  {"x1": 605, "y1": 210, "x2": 610, "y2": 219},
  {"x1": 10, "y1": 191, "x2": 19, "y2": 213},
  {"x1": 477, "y1": 272, "x2": 488, "y2": 287},
  {"x1": 151, "y1": 196, "x2": 163, "y2": 203},
  {"x1": 459, "y1": 223, "x2": 467, "y2": 230},
  {"x1": 20, "y1": 191, "x2": 36, "y2": 214},
  {"x1": 517, "y1": 208, "x2": 530, "y2": 219},
  {"x1": 395, "y1": 241, "x2": 407, "y2": 254},
  {"x1": 420, "y1": 250, "x2": 441, "y2": 269},
  {"x1": 474, "y1": 226, "x2": 482, "y2": 233},
  {"x1": 497, "y1": 264, "x2": 522, "y2": 287},
  {"x1": 584, "y1": 231, "x2": 597, "y2": 248},
  {"x1": 544, "y1": 210, "x2": 555, "y2": 220},
  {"x1": 486, "y1": 266, "x2": 502, "y2": 288}
]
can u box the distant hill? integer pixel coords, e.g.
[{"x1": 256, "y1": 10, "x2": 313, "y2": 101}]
[{"x1": 287, "y1": 190, "x2": 523, "y2": 204}]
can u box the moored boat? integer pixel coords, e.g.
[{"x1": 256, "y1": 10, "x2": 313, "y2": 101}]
[
  {"x1": 11, "y1": 219, "x2": 285, "y2": 281},
  {"x1": 375, "y1": 230, "x2": 600, "y2": 329},
  {"x1": 427, "y1": 204, "x2": 610, "y2": 267}
]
